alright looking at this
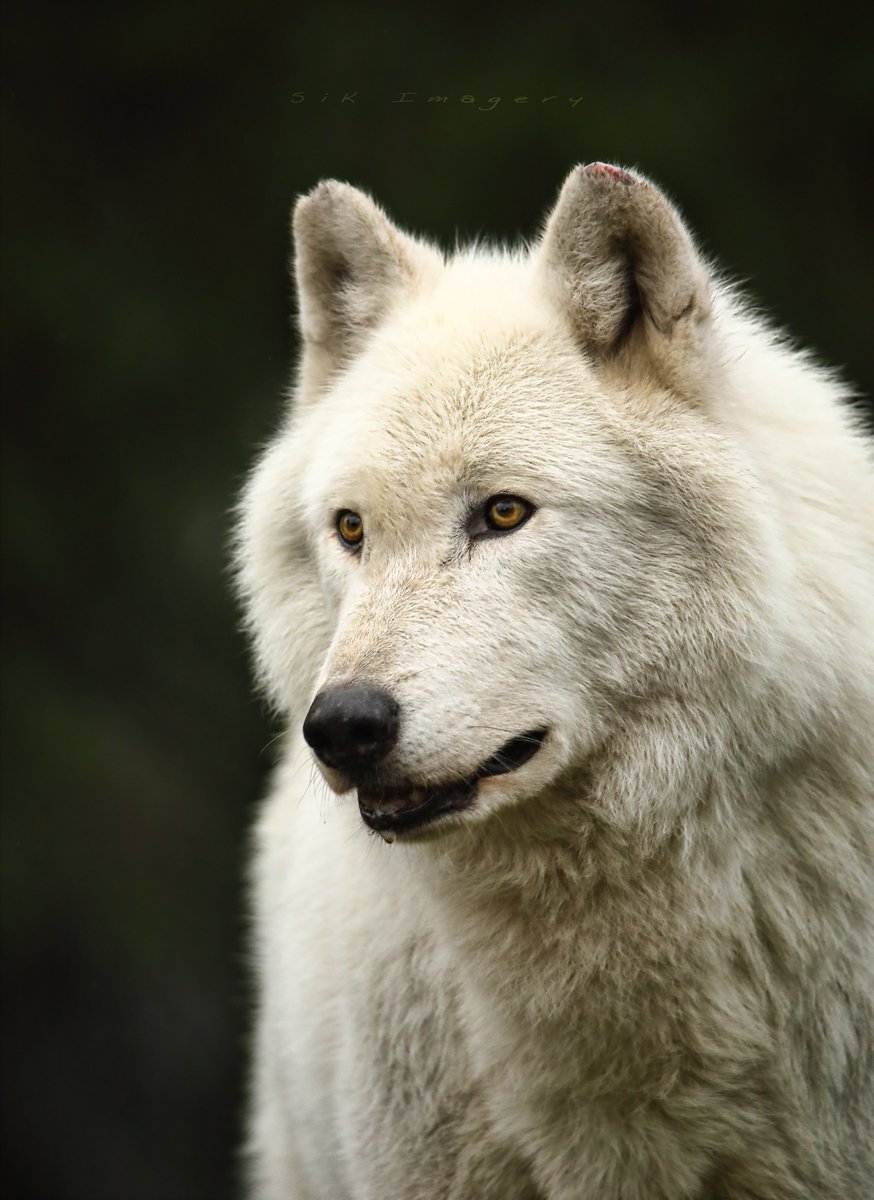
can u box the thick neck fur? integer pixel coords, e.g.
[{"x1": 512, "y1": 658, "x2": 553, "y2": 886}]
[{"x1": 400, "y1": 699, "x2": 873, "y2": 1032}]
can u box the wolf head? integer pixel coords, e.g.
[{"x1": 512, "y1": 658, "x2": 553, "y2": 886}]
[{"x1": 237, "y1": 165, "x2": 781, "y2": 843}]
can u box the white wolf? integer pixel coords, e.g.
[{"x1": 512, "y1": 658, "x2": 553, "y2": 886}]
[{"x1": 236, "y1": 163, "x2": 874, "y2": 1199}]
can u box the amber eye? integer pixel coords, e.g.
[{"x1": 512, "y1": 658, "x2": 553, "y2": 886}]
[
  {"x1": 336, "y1": 510, "x2": 364, "y2": 549},
  {"x1": 485, "y1": 495, "x2": 533, "y2": 532}
]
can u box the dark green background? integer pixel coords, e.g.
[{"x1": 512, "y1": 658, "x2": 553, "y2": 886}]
[{"x1": 2, "y1": 2, "x2": 871, "y2": 1197}]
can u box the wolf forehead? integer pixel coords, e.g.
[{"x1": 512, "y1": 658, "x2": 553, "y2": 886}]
[{"x1": 294, "y1": 287, "x2": 632, "y2": 507}]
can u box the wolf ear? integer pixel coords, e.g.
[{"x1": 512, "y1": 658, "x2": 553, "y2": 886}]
[
  {"x1": 538, "y1": 163, "x2": 713, "y2": 395},
  {"x1": 292, "y1": 181, "x2": 440, "y2": 393}
]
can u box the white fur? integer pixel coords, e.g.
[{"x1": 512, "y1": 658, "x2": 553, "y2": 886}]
[{"x1": 236, "y1": 166, "x2": 874, "y2": 1199}]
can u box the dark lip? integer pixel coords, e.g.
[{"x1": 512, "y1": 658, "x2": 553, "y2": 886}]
[
  {"x1": 358, "y1": 728, "x2": 548, "y2": 837},
  {"x1": 473, "y1": 728, "x2": 548, "y2": 778}
]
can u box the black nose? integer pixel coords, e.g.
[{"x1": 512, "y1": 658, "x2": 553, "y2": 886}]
[{"x1": 302, "y1": 683, "x2": 400, "y2": 776}]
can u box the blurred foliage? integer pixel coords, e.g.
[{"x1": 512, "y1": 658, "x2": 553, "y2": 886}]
[{"x1": 1, "y1": 1, "x2": 871, "y2": 1197}]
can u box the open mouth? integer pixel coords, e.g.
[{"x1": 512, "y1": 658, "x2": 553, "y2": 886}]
[{"x1": 357, "y1": 728, "x2": 548, "y2": 840}]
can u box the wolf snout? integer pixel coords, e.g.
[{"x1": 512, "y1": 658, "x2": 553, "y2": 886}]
[{"x1": 303, "y1": 682, "x2": 400, "y2": 775}]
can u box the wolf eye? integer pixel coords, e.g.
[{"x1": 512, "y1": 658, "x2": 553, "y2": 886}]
[
  {"x1": 336, "y1": 510, "x2": 364, "y2": 550},
  {"x1": 484, "y1": 495, "x2": 533, "y2": 532}
]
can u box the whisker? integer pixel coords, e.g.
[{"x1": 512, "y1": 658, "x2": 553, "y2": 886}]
[
  {"x1": 467, "y1": 725, "x2": 546, "y2": 743},
  {"x1": 258, "y1": 728, "x2": 287, "y2": 759}
]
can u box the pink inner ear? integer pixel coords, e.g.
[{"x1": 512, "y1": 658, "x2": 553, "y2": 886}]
[{"x1": 586, "y1": 162, "x2": 637, "y2": 186}]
